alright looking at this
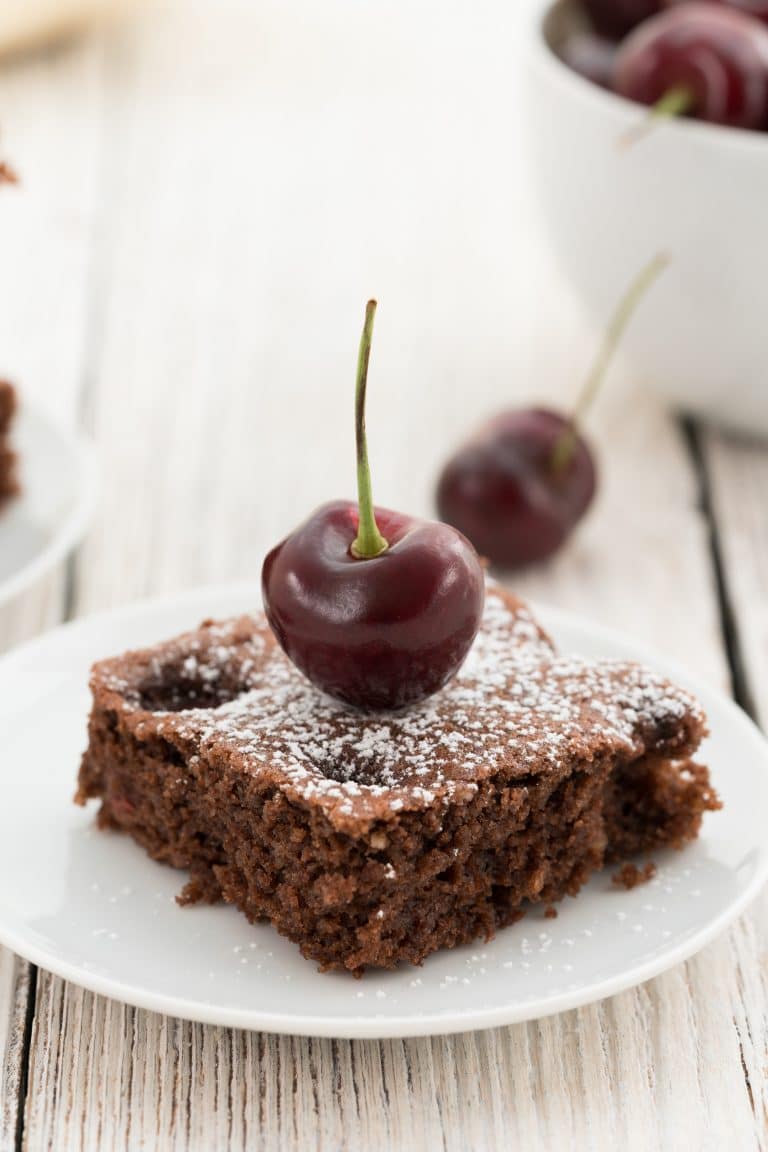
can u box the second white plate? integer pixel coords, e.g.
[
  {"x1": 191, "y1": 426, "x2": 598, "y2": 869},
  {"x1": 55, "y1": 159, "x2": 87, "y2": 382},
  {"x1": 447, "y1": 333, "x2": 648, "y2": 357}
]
[
  {"x1": 0, "y1": 586, "x2": 765, "y2": 1038},
  {"x1": 0, "y1": 399, "x2": 96, "y2": 605}
]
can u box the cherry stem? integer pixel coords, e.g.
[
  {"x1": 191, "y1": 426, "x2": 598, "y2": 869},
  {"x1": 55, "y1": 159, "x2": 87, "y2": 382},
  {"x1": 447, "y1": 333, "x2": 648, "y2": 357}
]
[
  {"x1": 619, "y1": 85, "x2": 695, "y2": 150},
  {"x1": 551, "y1": 251, "x2": 670, "y2": 473},
  {"x1": 351, "y1": 300, "x2": 389, "y2": 560}
]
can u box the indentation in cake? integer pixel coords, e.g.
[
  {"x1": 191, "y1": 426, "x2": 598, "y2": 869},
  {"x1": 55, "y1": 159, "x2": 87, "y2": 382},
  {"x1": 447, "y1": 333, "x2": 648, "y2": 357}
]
[
  {"x1": 96, "y1": 617, "x2": 270, "y2": 716},
  {"x1": 134, "y1": 649, "x2": 255, "y2": 713},
  {"x1": 303, "y1": 750, "x2": 401, "y2": 788}
]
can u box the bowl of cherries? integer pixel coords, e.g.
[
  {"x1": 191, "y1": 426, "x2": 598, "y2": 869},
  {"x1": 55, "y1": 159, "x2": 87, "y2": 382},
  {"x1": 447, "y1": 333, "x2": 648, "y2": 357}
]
[{"x1": 524, "y1": 0, "x2": 768, "y2": 435}]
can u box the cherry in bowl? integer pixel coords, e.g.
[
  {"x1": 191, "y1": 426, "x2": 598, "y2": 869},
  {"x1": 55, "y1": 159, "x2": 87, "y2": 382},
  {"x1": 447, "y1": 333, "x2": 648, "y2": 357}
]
[
  {"x1": 262, "y1": 302, "x2": 485, "y2": 711},
  {"x1": 614, "y1": 3, "x2": 768, "y2": 130},
  {"x1": 664, "y1": 0, "x2": 768, "y2": 25},
  {"x1": 584, "y1": 0, "x2": 662, "y2": 39}
]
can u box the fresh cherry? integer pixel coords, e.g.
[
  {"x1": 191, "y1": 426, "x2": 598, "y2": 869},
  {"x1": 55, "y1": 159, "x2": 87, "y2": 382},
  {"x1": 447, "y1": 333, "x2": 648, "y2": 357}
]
[
  {"x1": 262, "y1": 301, "x2": 485, "y2": 711},
  {"x1": 436, "y1": 254, "x2": 669, "y2": 571},
  {"x1": 664, "y1": 0, "x2": 768, "y2": 24},
  {"x1": 437, "y1": 409, "x2": 596, "y2": 570},
  {"x1": 558, "y1": 30, "x2": 618, "y2": 88},
  {"x1": 614, "y1": 4, "x2": 768, "y2": 130},
  {"x1": 584, "y1": 0, "x2": 661, "y2": 39}
]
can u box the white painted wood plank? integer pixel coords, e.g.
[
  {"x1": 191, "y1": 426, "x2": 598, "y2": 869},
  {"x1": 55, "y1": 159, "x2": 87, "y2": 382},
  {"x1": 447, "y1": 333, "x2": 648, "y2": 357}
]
[
  {"x1": 0, "y1": 33, "x2": 105, "y2": 426},
  {"x1": 0, "y1": 575, "x2": 65, "y2": 1150},
  {"x1": 0, "y1": 951, "x2": 31, "y2": 1151},
  {"x1": 0, "y1": 22, "x2": 106, "y2": 1148},
  {"x1": 510, "y1": 393, "x2": 726, "y2": 685},
  {"x1": 700, "y1": 425, "x2": 768, "y2": 1139}
]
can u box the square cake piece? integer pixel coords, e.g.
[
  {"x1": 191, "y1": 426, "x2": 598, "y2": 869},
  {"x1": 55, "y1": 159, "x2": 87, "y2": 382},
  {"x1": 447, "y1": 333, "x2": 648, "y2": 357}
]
[
  {"x1": 0, "y1": 380, "x2": 18, "y2": 510},
  {"x1": 77, "y1": 584, "x2": 719, "y2": 973}
]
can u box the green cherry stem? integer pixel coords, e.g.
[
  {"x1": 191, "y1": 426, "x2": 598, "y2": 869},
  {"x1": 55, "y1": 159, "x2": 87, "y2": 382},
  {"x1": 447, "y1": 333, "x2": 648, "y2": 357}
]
[
  {"x1": 551, "y1": 251, "x2": 671, "y2": 473},
  {"x1": 619, "y1": 85, "x2": 695, "y2": 149},
  {"x1": 351, "y1": 299, "x2": 389, "y2": 560}
]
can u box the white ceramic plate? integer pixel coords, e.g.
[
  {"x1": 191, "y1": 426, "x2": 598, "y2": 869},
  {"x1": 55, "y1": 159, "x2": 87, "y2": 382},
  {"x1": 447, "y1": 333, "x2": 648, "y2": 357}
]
[
  {"x1": 0, "y1": 586, "x2": 765, "y2": 1039},
  {"x1": 0, "y1": 400, "x2": 96, "y2": 605}
]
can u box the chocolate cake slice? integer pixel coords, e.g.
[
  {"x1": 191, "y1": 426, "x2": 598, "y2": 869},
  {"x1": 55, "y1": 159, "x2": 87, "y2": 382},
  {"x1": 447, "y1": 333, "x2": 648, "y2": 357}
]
[
  {"x1": 77, "y1": 584, "x2": 719, "y2": 973},
  {"x1": 0, "y1": 381, "x2": 18, "y2": 510}
]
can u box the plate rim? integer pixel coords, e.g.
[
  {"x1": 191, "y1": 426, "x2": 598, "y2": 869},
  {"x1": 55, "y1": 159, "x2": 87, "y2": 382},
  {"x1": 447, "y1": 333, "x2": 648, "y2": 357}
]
[
  {"x1": 0, "y1": 584, "x2": 766, "y2": 1038},
  {"x1": 0, "y1": 399, "x2": 97, "y2": 607}
]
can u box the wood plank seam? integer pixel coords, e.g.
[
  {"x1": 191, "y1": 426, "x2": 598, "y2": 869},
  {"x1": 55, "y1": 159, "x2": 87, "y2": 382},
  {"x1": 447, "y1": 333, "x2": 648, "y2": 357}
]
[
  {"x1": 685, "y1": 420, "x2": 759, "y2": 720},
  {"x1": 686, "y1": 419, "x2": 767, "y2": 1150},
  {"x1": 1, "y1": 961, "x2": 33, "y2": 1152},
  {"x1": 12, "y1": 964, "x2": 35, "y2": 1152}
]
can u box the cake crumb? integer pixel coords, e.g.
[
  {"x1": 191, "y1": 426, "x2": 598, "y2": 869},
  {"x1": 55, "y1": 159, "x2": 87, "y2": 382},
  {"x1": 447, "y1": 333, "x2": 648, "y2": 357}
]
[
  {"x1": 544, "y1": 905, "x2": 558, "y2": 919},
  {"x1": 612, "y1": 861, "x2": 657, "y2": 890}
]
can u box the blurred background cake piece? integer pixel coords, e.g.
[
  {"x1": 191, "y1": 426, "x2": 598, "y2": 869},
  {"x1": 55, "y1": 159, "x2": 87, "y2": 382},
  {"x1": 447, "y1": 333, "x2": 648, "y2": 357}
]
[{"x1": 0, "y1": 381, "x2": 18, "y2": 509}]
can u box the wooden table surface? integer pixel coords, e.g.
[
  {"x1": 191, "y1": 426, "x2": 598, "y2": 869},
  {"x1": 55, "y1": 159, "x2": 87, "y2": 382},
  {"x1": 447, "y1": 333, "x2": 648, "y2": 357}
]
[{"x1": 0, "y1": 1, "x2": 766, "y2": 1148}]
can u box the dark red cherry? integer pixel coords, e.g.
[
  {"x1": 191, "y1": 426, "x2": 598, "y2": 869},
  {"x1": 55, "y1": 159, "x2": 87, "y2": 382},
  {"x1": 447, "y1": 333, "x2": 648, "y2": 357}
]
[
  {"x1": 435, "y1": 254, "x2": 669, "y2": 572},
  {"x1": 664, "y1": 0, "x2": 768, "y2": 25},
  {"x1": 584, "y1": 0, "x2": 661, "y2": 39},
  {"x1": 437, "y1": 410, "x2": 596, "y2": 570},
  {"x1": 614, "y1": 4, "x2": 768, "y2": 129},
  {"x1": 558, "y1": 30, "x2": 618, "y2": 88},
  {"x1": 262, "y1": 301, "x2": 485, "y2": 711},
  {"x1": 263, "y1": 500, "x2": 485, "y2": 710}
]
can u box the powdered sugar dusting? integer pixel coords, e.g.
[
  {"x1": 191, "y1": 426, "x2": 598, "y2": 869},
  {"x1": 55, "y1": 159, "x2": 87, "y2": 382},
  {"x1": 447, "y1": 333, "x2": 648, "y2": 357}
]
[{"x1": 94, "y1": 584, "x2": 704, "y2": 828}]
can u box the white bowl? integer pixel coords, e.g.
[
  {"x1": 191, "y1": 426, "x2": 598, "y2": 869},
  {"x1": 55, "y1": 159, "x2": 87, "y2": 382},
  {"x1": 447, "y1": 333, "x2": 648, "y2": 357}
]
[{"x1": 525, "y1": 0, "x2": 768, "y2": 435}]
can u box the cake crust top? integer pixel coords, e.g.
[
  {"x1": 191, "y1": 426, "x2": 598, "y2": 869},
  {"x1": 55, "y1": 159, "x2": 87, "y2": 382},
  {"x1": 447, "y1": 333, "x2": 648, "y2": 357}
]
[{"x1": 90, "y1": 584, "x2": 706, "y2": 829}]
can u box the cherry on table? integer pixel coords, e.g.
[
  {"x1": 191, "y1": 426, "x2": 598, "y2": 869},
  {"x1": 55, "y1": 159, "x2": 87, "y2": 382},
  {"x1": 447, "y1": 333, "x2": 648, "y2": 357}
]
[
  {"x1": 262, "y1": 301, "x2": 485, "y2": 711},
  {"x1": 583, "y1": 0, "x2": 662, "y2": 39},
  {"x1": 437, "y1": 409, "x2": 596, "y2": 570},
  {"x1": 614, "y1": 4, "x2": 768, "y2": 131},
  {"x1": 435, "y1": 254, "x2": 669, "y2": 572}
]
